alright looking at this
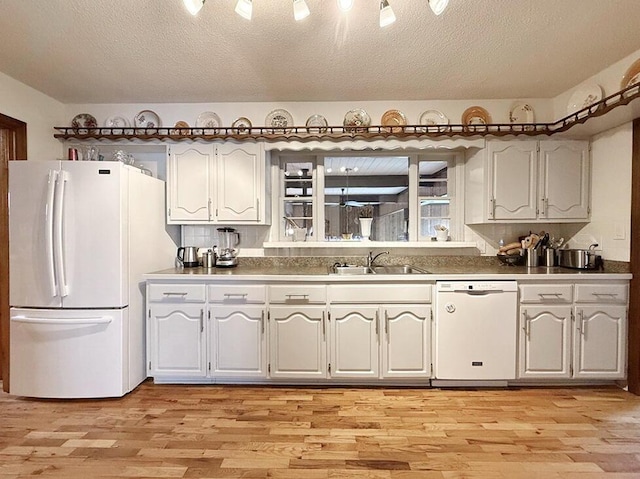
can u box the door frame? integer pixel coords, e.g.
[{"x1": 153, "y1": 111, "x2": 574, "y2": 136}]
[
  {"x1": 630, "y1": 118, "x2": 640, "y2": 395},
  {"x1": 0, "y1": 113, "x2": 27, "y2": 392}
]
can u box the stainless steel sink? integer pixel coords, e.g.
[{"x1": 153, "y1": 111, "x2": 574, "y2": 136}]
[
  {"x1": 330, "y1": 265, "x2": 372, "y2": 275},
  {"x1": 371, "y1": 265, "x2": 430, "y2": 274},
  {"x1": 330, "y1": 264, "x2": 430, "y2": 275}
]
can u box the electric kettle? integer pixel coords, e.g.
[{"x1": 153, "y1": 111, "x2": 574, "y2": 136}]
[{"x1": 176, "y1": 246, "x2": 199, "y2": 268}]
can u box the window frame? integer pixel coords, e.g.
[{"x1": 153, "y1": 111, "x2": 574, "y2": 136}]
[{"x1": 270, "y1": 149, "x2": 464, "y2": 243}]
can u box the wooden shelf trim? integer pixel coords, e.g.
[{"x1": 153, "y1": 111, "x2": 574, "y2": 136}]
[{"x1": 54, "y1": 84, "x2": 640, "y2": 143}]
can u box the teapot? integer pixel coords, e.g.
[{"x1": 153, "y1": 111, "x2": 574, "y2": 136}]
[{"x1": 176, "y1": 246, "x2": 199, "y2": 268}]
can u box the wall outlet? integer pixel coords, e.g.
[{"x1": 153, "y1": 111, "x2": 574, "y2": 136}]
[{"x1": 614, "y1": 222, "x2": 626, "y2": 240}]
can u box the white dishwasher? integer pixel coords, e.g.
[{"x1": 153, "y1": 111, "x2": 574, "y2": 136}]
[{"x1": 434, "y1": 281, "x2": 518, "y2": 381}]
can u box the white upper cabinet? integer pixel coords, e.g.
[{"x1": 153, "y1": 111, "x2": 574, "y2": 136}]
[
  {"x1": 488, "y1": 140, "x2": 539, "y2": 220},
  {"x1": 216, "y1": 144, "x2": 264, "y2": 222},
  {"x1": 167, "y1": 142, "x2": 267, "y2": 224},
  {"x1": 539, "y1": 141, "x2": 590, "y2": 220},
  {"x1": 466, "y1": 139, "x2": 590, "y2": 223},
  {"x1": 167, "y1": 144, "x2": 213, "y2": 222}
]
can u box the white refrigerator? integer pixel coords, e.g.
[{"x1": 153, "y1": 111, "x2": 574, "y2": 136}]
[{"x1": 9, "y1": 160, "x2": 177, "y2": 398}]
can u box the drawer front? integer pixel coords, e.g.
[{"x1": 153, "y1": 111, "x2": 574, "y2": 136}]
[
  {"x1": 329, "y1": 284, "x2": 432, "y2": 304},
  {"x1": 519, "y1": 284, "x2": 573, "y2": 303},
  {"x1": 575, "y1": 283, "x2": 629, "y2": 303},
  {"x1": 208, "y1": 284, "x2": 266, "y2": 303},
  {"x1": 148, "y1": 283, "x2": 206, "y2": 303},
  {"x1": 269, "y1": 285, "x2": 327, "y2": 304}
]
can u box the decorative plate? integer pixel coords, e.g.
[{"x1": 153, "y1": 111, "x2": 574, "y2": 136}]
[
  {"x1": 104, "y1": 116, "x2": 129, "y2": 128},
  {"x1": 419, "y1": 109, "x2": 449, "y2": 132},
  {"x1": 620, "y1": 58, "x2": 640, "y2": 90},
  {"x1": 134, "y1": 110, "x2": 161, "y2": 132},
  {"x1": 71, "y1": 113, "x2": 98, "y2": 133},
  {"x1": 266, "y1": 109, "x2": 294, "y2": 132},
  {"x1": 461, "y1": 106, "x2": 492, "y2": 125},
  {"x1": 231, "y1": 117, "x2": 252, "y2": 134},
  {"x1": 104, "y1": 115, "x2": 130, "y2": 134},
  {"x1": 343, "y1": 109, "x2": 371, "y2": 132},
  {"x1": 305, "y1": 114, "x2": 328, "y2": 133},
  {"x1": 509, "y1": 102, "x2": 535, "y2": 123},
  {"x1": 171, "y1": 121, "x2": 191, "y2": 136},
  {"x1": 196, "y1": 111, "x2": 221, "y2": 134},
  {"x1": 566, "y1": 84, "x2": 602, "y2": 116},
  {"x1": 381, "y1": 109, "x2": 407, "y2": 133}
]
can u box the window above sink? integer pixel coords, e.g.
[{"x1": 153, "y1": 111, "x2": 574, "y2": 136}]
[{"x1": 269, "y1": 149, "x2": 467, "y2": 248}]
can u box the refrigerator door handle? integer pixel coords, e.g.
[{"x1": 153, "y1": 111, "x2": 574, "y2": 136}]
[
  {"x1": 11, "y1": 315, "x2": 113, "y2": 325},
  {"x1": 45, "y1": 170, "x2": 59, "y2": 298},
  {"x1": 53, "y1": 170, "x2": 69, "y2": 298}
]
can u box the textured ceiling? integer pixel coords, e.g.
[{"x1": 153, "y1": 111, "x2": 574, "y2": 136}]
[{"x1": 1, "y1": 0, "x2": 640, "y2": 104}]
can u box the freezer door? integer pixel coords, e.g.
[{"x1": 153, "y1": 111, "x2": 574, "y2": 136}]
[
  {"x1": 59, "y1": 162, "x2": 127, "y2": 308},
  {"x1": 9, "y1": 161, "x2": 63, "y2": 308},
  {"x1": 9, "y1": 307, "x2": 127, "y2": 398}
]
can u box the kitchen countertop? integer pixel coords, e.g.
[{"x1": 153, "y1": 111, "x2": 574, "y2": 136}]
[{"x1": 145, "y1": 256, "x2": 631, "y2": 282}]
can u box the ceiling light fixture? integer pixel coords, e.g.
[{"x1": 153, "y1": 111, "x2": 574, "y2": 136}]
[
  {"x1": 293, "y1": 0, "x2": 310, "y2": 21},
  {"x1": 235, "y1": 0, "x2": 253, "y2": 20},
  {"x1": 183, "y1": 0, "x2": 205, "y2": 16},
  {"x1": 184, "y1": 0, "x2": 448, "y2": 26},
  {"x1": 428, "y1": 0, "x2": 449, "y2": 16},
  {"x1": 379, "y1": 0, "x2": 396, "y2": 27},
  {"x1": 337, "y1": 0, "x2": 354, "y2": 12}
]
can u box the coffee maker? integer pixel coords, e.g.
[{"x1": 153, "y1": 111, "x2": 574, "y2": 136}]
[{"x1": 216, "y1": 227, "x2": 240, "y2": 267}]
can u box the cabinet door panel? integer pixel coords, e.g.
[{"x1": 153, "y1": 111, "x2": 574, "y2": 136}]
[
  {"x1": 269, "y1": 306, "x2": 326, "y2": 378},
  {"x1": 210, "y1": 305, "x2": 266, "y2": 378},
  {"x1": 519, "y1": 306, "x2": 572, "y2": 378},
  {"x1": 330, "y1": 306, "x2": 379, "y2": 378},
  {"x1": 574, "y1": 306, "x2": 626, "y2": 379},
  {"x1": 167, "y1": 145, "x2": 213, "y2": 223},
  {"x1": 488, "y1": 141, "x2": 538, "y2": 220},
  {"x1": 149, "y1": 304, "x2": 206, "y2": 377},
  {"x1": 382, "y1": 306, "x2": 431, "y2": 378},
  {"x1": 540, "y1": 141, "x2": 589, "y2": 219},
  {"x1": 216, "y1": 144, "x2": 262, "y2": 222}
]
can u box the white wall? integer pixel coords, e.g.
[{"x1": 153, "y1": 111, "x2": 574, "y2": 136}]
[
  {"x1": 568, "y1": 123, "x2": 632, "y2": 261},
  {"x1": 0, "y1": 72, "x2": 65, "y2": 160},
  {"x1": 553, "y1": 47, "x2": 640, "y2": 120}
]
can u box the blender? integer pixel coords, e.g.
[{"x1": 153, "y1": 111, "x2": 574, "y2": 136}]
[{"x1": 216, "y1": 227, "x2": 240, "y2": 267}]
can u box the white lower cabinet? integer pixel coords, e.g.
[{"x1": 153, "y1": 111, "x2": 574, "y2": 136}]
[
  {"x1": 519, "y1": 305, "x2": 572, "y2": 378},
  {"x1": 207, "y1": 284, "x2": 267, "y2": 379},
  {"x1": 329, "y1": 305, "x2": 380, "y2": 378},
  {"x1": 145, "y1": 278, "x2": 627, "y2": 385},
  {"x1": 269, "y1": 305, "x2": 327, "y2": 378},
  {"x1": 209, "y1": 305, "x2": 267, "y2": 378},
  {"x1": 382, "y1": 305, "x2": 431, "y2": 378},
  {"x1": 327, "y1": 282, "x2": 433, "y2": 380},
  {"x1": 573, "y1": 305, "x2": 626, "y2": 379},
  {"x1": 148, "y1": 303, "x2": 207, "y2": 378},
  {"x1": 518, "y1": 282, "x2": 627, "y2": 380}
]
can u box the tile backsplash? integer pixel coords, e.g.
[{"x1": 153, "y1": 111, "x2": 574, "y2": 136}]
[{"x1": 182, "y1": 225, "x2": 270, "y2": 256}]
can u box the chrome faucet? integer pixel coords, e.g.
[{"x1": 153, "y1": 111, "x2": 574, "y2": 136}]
[{"x1": 367, "y1": 250, "x2": 389, "y2": 268}]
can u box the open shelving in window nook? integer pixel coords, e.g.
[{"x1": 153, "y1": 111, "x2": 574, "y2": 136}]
[
  {"x1": 419, "y1": 158, "x2": 452, "y2": 241},
  {"x1": 282, "y1": 160, "x2": 315, "y2": 241}
]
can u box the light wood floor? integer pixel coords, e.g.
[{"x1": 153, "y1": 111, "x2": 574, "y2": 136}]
[{"x1": 2, "y1": 382, "x2": 640, "y2": 478}]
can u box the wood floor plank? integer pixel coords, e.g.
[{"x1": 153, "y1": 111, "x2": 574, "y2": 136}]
[{"x1": 1, "y1": 382, "x2": 640, "y2": 477}]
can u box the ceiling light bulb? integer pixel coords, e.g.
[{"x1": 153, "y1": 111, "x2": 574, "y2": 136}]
[
  {"x1": 293, "y1": 0, "x2": 310, "y2": 21},
  {"x1": 379, "y1": 0, "x2": 396, "y2": 27},
  {"x1": 235, "y1": 0, "x2": 253, "y2": 20},
  {"x1": 326, "y1": 168, "x2": 332, "y2": 173},
  {"x1": 337, "y1": 0, "x2": 354, "y2": 12},
  {"x1": 353, "y1": 167, "x2": 359, "y2": 172},
  {"x1": 183, "y1": 0, "x2": 205, "y2": 16},
  {"x1": 340, "y1": 166, "x2": 346, "y2": 172},
  {"x1": 428, "y1": 0, "x2": 448, "y2": 15}
]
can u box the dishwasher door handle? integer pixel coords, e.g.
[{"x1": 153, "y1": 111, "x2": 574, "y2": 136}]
[{"x1": 462, "y1": 290, "x2": 503, "y2": 296}]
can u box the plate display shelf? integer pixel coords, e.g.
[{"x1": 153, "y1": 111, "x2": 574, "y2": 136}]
[{"x1": 54, "y1": 83, "x2": 640, "y2": 143}]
